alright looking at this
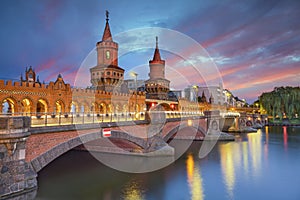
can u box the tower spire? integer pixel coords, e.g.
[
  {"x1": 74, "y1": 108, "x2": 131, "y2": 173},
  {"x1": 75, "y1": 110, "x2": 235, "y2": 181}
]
[
  {"x1": 106, "y1": 10, "x2": 109, "y2": 22},
  {"x1": 152, "y1": 36, "x2": 162, "y2": 61},
  {"x1": 102, "y1": 10, "x2": 112, "y2": 41}
]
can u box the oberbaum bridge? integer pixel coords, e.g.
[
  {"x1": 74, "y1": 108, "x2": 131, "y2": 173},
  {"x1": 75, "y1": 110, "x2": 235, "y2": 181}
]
[{"x1": 0, "y1": 12, "x2": 266, "y2": 198}]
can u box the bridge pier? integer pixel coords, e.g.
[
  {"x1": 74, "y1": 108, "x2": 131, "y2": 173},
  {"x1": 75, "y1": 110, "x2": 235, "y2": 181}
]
[
  {"x1": 145, "y1": 110, "x2": 174, "y2": 155},
  {"x1": 0, "y1": 116, "x2": 37, "y2": 199},
  {"x1": 204, "y1": 110, "x2": 221, "y2": 134}
]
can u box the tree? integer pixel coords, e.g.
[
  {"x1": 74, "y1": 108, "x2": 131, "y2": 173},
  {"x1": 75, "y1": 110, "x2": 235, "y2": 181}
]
[{"x1": 259, "y1": 86, "x2": 300, "y2": 119}]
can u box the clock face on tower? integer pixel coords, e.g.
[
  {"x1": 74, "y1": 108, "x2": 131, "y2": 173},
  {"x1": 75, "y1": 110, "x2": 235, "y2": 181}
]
[{"x1": 106, "y1": 50, "x2": 110, "y2": 59}]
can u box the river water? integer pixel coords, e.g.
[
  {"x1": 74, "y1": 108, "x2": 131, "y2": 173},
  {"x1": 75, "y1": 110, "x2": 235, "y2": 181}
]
[{"x1": 35, "y1": 126, "x2": 300, "y2": 200}]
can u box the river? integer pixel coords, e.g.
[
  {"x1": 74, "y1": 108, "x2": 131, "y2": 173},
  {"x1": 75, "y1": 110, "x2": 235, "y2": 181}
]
[{"x1": 35, "y1": 126, "x2": 300, "y2": 200}]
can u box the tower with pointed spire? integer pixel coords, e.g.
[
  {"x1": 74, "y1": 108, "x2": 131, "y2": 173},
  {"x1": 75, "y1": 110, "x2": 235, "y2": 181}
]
[
  {"x1": 145, "y1": 37, "x2": 170, "y2": 100},
  {"x1": 90, "y1": 11, "x2": 124, "y2": 92}
]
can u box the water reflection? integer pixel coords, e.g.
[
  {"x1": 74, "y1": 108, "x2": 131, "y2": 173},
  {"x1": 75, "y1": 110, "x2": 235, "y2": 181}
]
[
  {"x1": 219, "y1": 143, "x2": 235, "y2": 199},
  {"x1": 264, "y1": 126, "x2": 269, "y2": 160},
  {"x1": 219, "y1": 131, "x2": 263, "y2": 198},
  {"x1": 122, "y1": 179, "x2": 145, "y2": 200},
  {"x1": 186, "y1": 154, "x2": 204, "y2": 200},
  {"x1": 247, "y1": 131, "x2": 262, "y2": 177},
  {"x1": 283, "y1": 126, "x2": 288, "y2": 150}
]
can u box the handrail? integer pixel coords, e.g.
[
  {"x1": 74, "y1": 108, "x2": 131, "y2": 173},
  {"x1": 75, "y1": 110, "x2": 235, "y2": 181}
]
[{"x1": 0, "y1": 111, "x2": 204, "y2": 127}]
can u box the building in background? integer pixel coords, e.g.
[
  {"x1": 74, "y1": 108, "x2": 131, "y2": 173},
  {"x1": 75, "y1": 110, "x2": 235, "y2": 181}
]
[{"x1": 196, "y1": 84, "x2": 226, "y2": 105}]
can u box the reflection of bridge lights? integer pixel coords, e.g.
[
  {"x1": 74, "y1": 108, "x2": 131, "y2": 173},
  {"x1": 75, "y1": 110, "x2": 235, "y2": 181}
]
[
  {"x1": 247, "y1": 131, "x2": 262, "y2": 177},
  {"x1": 186, "y1": 154, "x2": 204, "y2": 200},
  {"x1": 219, "y1": 143, "x2": 235, "y2": 199},
  {"x1": 186, "y1": 154, "x2": 194, "y2": 184},
  {"x1": 122, "y1": 180, "x2": 145, "y2": 200},
  {"x1": 188, "y1": 119, "x2": 193, "y2": 126}
]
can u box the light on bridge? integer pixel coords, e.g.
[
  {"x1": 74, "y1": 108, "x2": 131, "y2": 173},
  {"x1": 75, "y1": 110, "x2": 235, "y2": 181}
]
[{"x1": 188, "y1": 119, "x2": 193, "y2": 126}]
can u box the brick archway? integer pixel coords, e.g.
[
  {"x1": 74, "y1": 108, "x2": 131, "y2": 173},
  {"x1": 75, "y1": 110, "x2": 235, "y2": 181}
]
[
  {"x1": 1, "y1": 96, "x2": 18, "y2": 113},
  {"x1": 163, "y1": 124, "x2": 206, "y2": 142},
  {"x1": 28, "y1": 130, "x2": 102, "y2": 172}
]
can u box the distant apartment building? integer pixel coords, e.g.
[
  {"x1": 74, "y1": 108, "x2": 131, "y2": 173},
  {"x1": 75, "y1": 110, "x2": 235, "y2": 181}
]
[
  {"x1": 197, "y1": 85, "x2": 226, "y2": 105},
  {"x1": 123, "y1": 79, "x2": 145, "y2": 91}
]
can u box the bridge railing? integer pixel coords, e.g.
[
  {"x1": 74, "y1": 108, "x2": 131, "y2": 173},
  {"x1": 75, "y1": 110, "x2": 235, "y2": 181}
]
[{"x1": 0, "y1": 111, "x2": 204, "y2": 127}]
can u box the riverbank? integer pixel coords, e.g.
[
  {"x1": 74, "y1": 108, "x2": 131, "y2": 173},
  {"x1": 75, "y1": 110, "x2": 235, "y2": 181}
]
[{"x1": 268, "y1": 118, "x2": 300, "y2": 126}]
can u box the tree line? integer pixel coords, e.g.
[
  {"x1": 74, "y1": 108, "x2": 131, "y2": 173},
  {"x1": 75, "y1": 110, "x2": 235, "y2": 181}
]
[{"x1": 259, "y1": 86, "x2": 300, "y2": 119}]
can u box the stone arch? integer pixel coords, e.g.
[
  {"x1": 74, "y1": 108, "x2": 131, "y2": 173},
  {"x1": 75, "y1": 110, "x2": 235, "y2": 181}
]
[
  {"x1": 70, "y1": 101, "x2": 79, "y2": 113},
  {"x1": 99, "y1": 102, "x2": 107, "y2": 114},
  {"x1": 78, "y1": 101, "x2": 89, "y2": 113},
  {"x1": 115, "y1": 103, "x2": 122, "y2": 113},
  {"x1": 21, "y1": 97, "x2": 34, "y2": 114},
  {"x1": 163, "y1": 124, "x2": 206, "y2": 142},
  {"x1": 246, "y1": 120, "x2": 253, "y2": 127},
  {"x1": 90, "y1": 102, "x2": 96, "y2": 113},
  {"x1": 135, "y1": 103, "x2": 140, "y2": 112},
  {"x1": 140, "y1": 103, "x2": 146, "y2": 112},
  {"x1": 54, "y1": 99, "x2": 65, "y2": 113},
  {"x1": 29, "y1": 130, "x2": 146, "y2": 173},
  {"x1": 122, "y1": 104, "x2": 128, "y2": 113},
  {"x1": 1, "y1": 97, "x2": 18, "y2": 114},
  {"x1": 30, "y1": 131, "x2": 101, "y2": 172},
  {"x1": 36, "y1": 98, "x2": 48, "y2": 114},
  {"x1": 129, "y1": 102, "x2": 134, "y2": 113},
  {"x1": 107, "y1": 103, "x2": 114, "y2": 113}
]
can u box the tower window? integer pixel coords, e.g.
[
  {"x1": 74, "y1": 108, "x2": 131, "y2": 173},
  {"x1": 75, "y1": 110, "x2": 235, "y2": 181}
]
[
  {"x1": 107, "y1": 71, "x2": 110, "y2": 75},
  {"x1": 106, "y1": 50, "x2": 110, "y2": 59}
]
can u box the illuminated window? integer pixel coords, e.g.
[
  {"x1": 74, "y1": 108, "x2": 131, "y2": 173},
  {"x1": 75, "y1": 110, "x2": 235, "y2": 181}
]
[{"x1": 106, "y1": 50, "x2": 110, "y2": 59}]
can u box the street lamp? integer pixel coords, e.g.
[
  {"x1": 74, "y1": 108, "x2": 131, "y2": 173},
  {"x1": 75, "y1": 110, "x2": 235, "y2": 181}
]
[{"x1": 130, "y1": 72, "x2": 138, "y2": 120}]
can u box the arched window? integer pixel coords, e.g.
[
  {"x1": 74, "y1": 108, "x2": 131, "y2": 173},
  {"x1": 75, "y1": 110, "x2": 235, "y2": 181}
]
[{"x1": 106, "y1": 50, "x2": 110, "y2": 59}]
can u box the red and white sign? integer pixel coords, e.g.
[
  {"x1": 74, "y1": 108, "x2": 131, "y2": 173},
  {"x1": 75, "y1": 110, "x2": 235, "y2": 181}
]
[{"x1": 102, "y1": 128, "x2": 111, "y2": 137}]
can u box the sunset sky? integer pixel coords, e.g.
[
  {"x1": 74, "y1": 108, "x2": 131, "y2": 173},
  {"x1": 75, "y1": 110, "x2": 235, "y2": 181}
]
[{"x1": 0, "y1": 0, "x2": 299, "y2": 103}]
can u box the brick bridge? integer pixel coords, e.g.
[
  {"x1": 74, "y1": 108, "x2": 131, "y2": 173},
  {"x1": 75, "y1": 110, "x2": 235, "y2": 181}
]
[{"x1": 0, "y1": 111, "x2": 234, "y2": 198}]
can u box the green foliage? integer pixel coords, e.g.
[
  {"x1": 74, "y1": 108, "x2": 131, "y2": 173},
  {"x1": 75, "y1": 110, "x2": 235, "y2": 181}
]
[{"x1": 259, "y1": 86, "x2": 300, "y2": 119}]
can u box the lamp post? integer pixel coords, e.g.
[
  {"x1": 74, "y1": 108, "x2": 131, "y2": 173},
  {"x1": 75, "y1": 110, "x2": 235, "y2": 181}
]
[{"x1": 130, "y1": 72, "x2": 138, "y2": 120}]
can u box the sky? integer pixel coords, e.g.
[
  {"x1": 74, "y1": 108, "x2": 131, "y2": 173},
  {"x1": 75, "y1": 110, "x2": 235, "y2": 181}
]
[{"x1": 0, "y1": 0, "x2": 299, "y2": 103}]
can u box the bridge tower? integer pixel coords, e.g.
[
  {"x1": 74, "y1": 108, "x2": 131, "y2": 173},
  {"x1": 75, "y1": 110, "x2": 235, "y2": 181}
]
[
  {"x1": 90, "y1": 10, "x2": 125, "y2": 92},
  {"x1": 145, "y1": 37, "x2": 170, "y2": 100},
  {"x1": 0, "y1": 116, "x2": 37, "y2": 199}
]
